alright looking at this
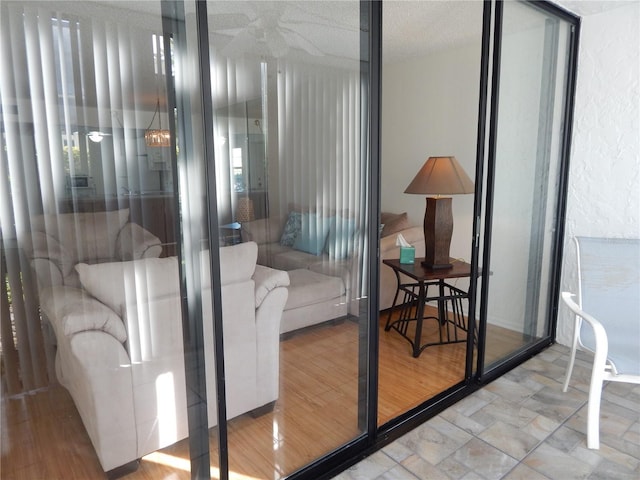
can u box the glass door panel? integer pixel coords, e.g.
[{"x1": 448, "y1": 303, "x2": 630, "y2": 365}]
[
  {"x1": 206, "y1": 1, "x2": 369, "y2": 478},
  {"x1": 0, "y1": 1, "x2": 206, "y2": 478},
  {"x1": 379, "y1": 0, "x2": 484, "y2": 425},
  {"x1": 480, "y1": 1, "x2": 573, "y2": 372}
]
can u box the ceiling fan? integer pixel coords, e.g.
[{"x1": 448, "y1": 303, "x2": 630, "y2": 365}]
[
  {"x1": 86, "y1": 131, "x2": 112, "y2": 143},
  {"x1": 209, "y1": 1, "x2": 357, "y2": 59}
]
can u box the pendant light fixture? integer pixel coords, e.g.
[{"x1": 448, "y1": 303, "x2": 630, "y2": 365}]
[{"x1": 144, "y1": 98, "x2": 170, "y2": 148}]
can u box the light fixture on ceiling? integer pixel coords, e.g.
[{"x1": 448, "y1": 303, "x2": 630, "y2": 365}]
[
  {"x1": 87, "y1": 131, "x2": 106, "y2": 143},
  {"x1": 145, "y1": 98, "x2": 171, "y2": 148},
  {"x1": 404, "y1": 156, "x2": 474, "y2": 269}
]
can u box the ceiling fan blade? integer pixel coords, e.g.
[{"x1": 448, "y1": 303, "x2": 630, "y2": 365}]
[
  {"x1": 279, "y1": 28, "x2": 324, "y2": 57},
  {"x1": 264, "y1": 29, "x2": 289, "y2": 58},
  {"x1": 220, "y1": 29, "x2": 258, "y2": 57}
]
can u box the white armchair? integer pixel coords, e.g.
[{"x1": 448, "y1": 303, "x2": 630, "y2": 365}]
[
  {"x1": 561, "y1": 236, "x2": 640, "y2": 449},
  {"x1": 23, "y1": 212, "x2": 290, "y2": 473},
  {"x1": 35, "y1": 241, "x2": 289, "y2": 473},
  {"x1": 25, "y1": 209, "x2": 163, "y2": 290}
]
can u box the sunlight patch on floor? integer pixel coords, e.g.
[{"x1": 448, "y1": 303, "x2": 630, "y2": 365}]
[{"x1": 143, "y1": 451, "x2": 263, "y2": 480}]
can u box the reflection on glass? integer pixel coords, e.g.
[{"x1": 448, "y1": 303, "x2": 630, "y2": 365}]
[
  {"x1": 207, "y1": 1, "x2": 368, "y2": 478},
  {"x1": 482, "y1": 1, "x2": 572, "y2": 370},
  {"x1": 378, "y1": 0, "x2": 483, "y2": 425},
  {"x1": 0, "y1": 1, "x2": 191, "y2": 478}
]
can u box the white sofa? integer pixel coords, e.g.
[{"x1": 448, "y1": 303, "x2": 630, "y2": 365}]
[
  {"x1": 26, "y1": 211, "x2": 289, "y2": 474},
  {"x1": 240, "y1": 212, "x2": 354, "y2": 284},
  {"x1": 27, "y1": 209, "x2": 163, "y2": 290},
  {"x1": 241, "y1": 211, "x2": 354, "y2": 333},
  {"x1": 242, "y1": 210, "x2": 426, "y2": 315}
]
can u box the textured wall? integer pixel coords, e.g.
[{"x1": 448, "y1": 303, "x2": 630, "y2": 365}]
[{"x1": 557, "y1": 2, "x2": 640, "y2": 345}]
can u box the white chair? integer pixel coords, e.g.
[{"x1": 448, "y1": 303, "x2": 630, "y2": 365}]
[{"x1": 562, "y1": 236, "x2": 640, "y2": 449}]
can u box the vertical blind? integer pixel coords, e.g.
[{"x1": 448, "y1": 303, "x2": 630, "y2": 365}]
[
  {"x1": 276, "y1": 60, "x2": 362, "y2": 220},
  {"x1": 0, "y1": 2, "x2": 166, "y2": 394}
]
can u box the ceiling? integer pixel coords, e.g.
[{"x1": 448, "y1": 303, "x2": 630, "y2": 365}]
[
  {"x1": 552, "y1": 0, "x2": 632, "y2": 16},
  {"x1": 30, "y1": 1, "x2": 629, "y2": 67},
  {"x1": 383, "y1": 0, "x2": 632, "y2": 64},
  {"x1": 204, "y1": 0, "x2": 630, "y2": 65},
  {"x1": 10, "y1": 0, "x2": 627, "y2": 117},
  {"x1": 383, "y1": 1, "x2": 484, "y2": 63}
]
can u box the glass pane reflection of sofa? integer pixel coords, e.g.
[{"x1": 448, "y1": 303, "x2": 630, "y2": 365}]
[
  {"x1": 241, "y1": 209, "x2": 426, "y2": 330},
  {"x1": 25, "y1": 209, "x2": 289, "y2": 474}
]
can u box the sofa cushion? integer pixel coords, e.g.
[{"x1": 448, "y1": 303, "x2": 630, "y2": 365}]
[
  {"x1": 75, "y1": 256, "x2": 179, "y2": 315},
  {"x1": 115, "y1": 222, "x2": 162, "y2": 260},
  {"x1": 280, "y1": 212, "x2": 302, "y2": 246},
  {"x1": 285, "y1": 269, "x2": 345, "y2": 310},
  {"x1": 293, "y1": 213, "x2": 330, "y2": 255},
  {"x1": 255, "y1": 242, "x2": 290, "y2": 267},
  {"x1": 33, "y1": 209, "x2": 130, "y2": 264},
  {"x1": 242, "y1": 218, "x2": 281, "y2": 245},
  {"x1": 381, "y1": 212, "x2": 410, "y2": 237},
  {"x1": 40, "y1": 286, "x2": 128, "y2": 343},
  {"x1": 270, "y1": 248, "x2": 325, "y2": 271}
]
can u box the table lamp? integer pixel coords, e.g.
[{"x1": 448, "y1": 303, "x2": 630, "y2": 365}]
[
  {"x1": 404, "y1": 156, "x2": 474, "y2": 269},
  {"x1": 237, "y1": 197, "x2": 255, "y2": 223}
]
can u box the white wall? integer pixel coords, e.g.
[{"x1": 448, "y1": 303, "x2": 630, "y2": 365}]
[
  {"x1": 557, "y1": 1, "x2": 640, "y2": 345},
  {"x1": 381, "y1": 42, "x2": 480, "y2": 263}
]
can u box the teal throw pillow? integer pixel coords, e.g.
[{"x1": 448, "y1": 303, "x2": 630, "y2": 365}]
[
  {"x1": 293, "y1": 213, "x2": 330, "y2": 256},
  {"x1": 326, "y1": 215, "x2": 357, "y2": 259},
  {"x1": 280, "y1": 211, "x2": 302, "y2": 246}
]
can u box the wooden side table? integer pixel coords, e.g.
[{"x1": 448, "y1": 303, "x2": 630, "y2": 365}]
[
  {"x1": 382, "y1": 258, "x2": 473, "y2": 357},
  {"x1": 220, "y1": 222, "x2": 242, "y2": 246}
]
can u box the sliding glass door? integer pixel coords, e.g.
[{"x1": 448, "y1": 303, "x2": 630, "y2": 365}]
[
  {"x1": 1, "y1": 1, "x2": 371, "y2": 479},
  {"x1": 1, "y1": 2, "x2": 196, "y2": 478},
  {"x1": 203, "y1": 2, "x2": 370, "y2": 477},
  {"x1": 478, "y1": 1, "x2": 576, "y2": 374},
  {"x1": 375, "y1": 0, "x2": 577, "y2": 429},
  {"x1": 379, "y1": 0, "x2": 484, "y2": 425}
]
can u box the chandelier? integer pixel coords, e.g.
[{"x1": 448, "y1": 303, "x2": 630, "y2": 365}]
[{"x1": 145, "y1": 98, "x2": 171, "y2": 148}]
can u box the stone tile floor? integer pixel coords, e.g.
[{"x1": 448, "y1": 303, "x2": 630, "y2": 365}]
[{"x1": 332, "y1": 344, "x2": 640, "y2": 480}]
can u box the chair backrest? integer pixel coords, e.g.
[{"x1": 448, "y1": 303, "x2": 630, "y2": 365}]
[
  {"x1": 32, "y1": 209, "x2": 131, "y2": 264},
  {"x1": 575, "y1": 236, "x2": 640, "y2": 375}
]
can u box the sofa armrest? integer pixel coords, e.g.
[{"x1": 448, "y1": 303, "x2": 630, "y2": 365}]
[
  {"x1": 26, "y1": 231, "x2": 75, "y2": 287},
  {"x1": 31, "y1": 258, "x2": 64, "y2": 289},
  {"x1": 115, "y1": 222, "x2": 162, "y2": 260},
  {"x1": 62, "y1": 330, "x2": 137, "y2": 471},
  {"x1": 254, "y1": 276, "x2": 288, "y2": 405},
  {"x1": 253, "y1": 265, "x2": 290, "y2": 308},
  {"x1": 40, "y1": 285, "x2": 128, "y2": 343}
]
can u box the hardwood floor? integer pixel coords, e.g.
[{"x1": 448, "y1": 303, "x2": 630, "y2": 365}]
[
  {"x1": 1, "y1": 313, "x2": 527, "y2": 479},
  {"x1": 378, "y1": 307, "x2": 466, "y2": 424}
]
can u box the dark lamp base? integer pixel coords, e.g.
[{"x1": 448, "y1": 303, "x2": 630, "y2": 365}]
[
  {"x1": 421, "y1": 260, "x2": 453, "y2": 270},
  {"x1": 423, "y1": 197, "x2": 454, "y2": 269}
]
